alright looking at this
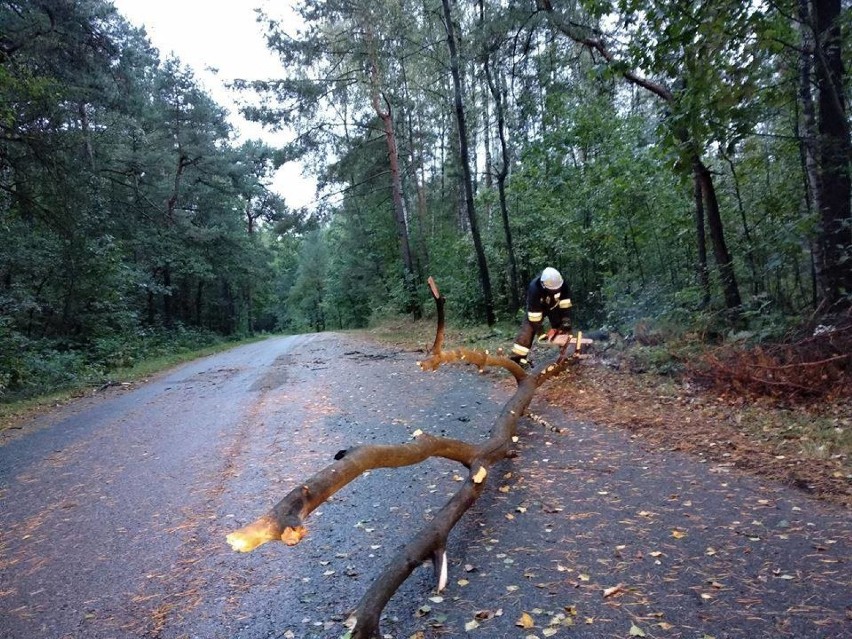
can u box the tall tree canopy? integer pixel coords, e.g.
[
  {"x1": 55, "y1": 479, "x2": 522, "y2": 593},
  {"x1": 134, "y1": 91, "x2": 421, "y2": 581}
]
[
  {"x1": 2, "y1": 0, "x2": 850, "y2": 399},
  {"x1": 241, "y1": 0, "x2": 849, "y2": 325}
]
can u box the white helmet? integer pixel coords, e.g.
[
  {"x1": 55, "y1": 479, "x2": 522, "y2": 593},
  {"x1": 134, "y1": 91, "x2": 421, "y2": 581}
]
[{"x1": 541, "y1": 267, "x2": 563, "y2": 291}]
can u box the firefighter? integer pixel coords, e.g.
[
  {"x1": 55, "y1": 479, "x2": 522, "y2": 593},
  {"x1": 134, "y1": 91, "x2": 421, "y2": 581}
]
[{"x1": 509, "y1": 267, "x2": 573, "y2": 367}]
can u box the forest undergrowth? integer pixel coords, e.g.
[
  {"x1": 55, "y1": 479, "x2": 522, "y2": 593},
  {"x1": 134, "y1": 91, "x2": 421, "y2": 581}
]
[{"x1": 367, "y1": 314, "x2": 851, "y2": 509}]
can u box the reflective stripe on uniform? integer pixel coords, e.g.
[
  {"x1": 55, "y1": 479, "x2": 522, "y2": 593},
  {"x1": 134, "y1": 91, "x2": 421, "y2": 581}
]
[
  {"x1": 512, "y1": 343, "x2": 530, "y2": 356},
  {"x1": 559, "y1": 298, "x2": 572, "y2": 309},
  {"x1": 527, "y1": 311, "x2": 543, "y2": 322}
]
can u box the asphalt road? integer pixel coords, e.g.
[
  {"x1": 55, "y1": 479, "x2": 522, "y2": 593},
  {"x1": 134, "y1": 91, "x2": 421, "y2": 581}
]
[{"x1": 0, "y1": 333, "x2": 849, "y2": 639}]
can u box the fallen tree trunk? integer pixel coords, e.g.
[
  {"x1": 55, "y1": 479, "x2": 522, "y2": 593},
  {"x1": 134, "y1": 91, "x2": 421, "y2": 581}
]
[{"x1": 226, "y1": 278, "x2": 581, "y2": 638}]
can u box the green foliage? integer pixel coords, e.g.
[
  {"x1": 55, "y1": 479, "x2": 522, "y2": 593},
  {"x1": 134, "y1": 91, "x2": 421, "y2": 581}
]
[
  {"x1": 3, "y1": 0, "x2": 850, "y2": 402},
  {"x1": 285, "y1": 230, "x2": 329, "y2": 331},
  {"x1": 0, "y1": 0, "x2": 302, "y2": 399}
]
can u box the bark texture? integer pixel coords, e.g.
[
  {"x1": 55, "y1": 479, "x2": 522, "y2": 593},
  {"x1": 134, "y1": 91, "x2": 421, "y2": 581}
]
[{"x1": 442, "y1": 0, "x2": 496, "y2": 325}]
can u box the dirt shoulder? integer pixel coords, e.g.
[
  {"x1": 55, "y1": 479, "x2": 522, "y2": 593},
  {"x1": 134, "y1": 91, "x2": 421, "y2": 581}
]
[{"x1": 540, "y1": 358, "x2": 851, "y2": 509}]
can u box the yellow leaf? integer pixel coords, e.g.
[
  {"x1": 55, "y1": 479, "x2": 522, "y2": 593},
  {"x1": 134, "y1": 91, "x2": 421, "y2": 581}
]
[
  {"x1": 499, "y1": 485, "x2": 510, "y2": 493},
  {"x1": 464, "y1": 619, "x2": 480, "y2": 631},
  {"x1": 543, "y1": 628, "x2": 558, "y2": 637},
  {"x1": 578, "y1": 574, "x2": 590, "y2": 581},
  {"x1": 472, "y1": 466, "x2": 487, "y2": 484},
  {"x1": 458, "y1": 578, "x2": 469, "y2": 586},
  {"x1": 629, "y1": 623, "x2": 647, "y2": 637},
  {"x1": 658, "y1": 622, "x2": 674, "y2": 630},
  {"x1": 672, "y1": 530, "x2": 687, "y2": 539},
  {"x1": 516, "y1": 612, "x2": 535, "y2": 628}
]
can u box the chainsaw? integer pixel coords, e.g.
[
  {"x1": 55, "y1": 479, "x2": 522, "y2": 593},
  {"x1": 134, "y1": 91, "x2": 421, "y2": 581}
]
[{"x1": 538, "y1": 329, "x2": 593, "y2": 364}]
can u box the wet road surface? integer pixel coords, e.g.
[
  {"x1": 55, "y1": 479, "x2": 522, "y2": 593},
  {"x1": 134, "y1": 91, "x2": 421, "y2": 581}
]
[{"x1": 0, "y1": 333, "x2": 849, "y2": 638}]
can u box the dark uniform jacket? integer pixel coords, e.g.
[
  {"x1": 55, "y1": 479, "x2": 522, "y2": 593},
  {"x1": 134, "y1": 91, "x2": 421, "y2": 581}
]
[{"x1": 511, "y1": 276, "x2": 573, "y2": 360}]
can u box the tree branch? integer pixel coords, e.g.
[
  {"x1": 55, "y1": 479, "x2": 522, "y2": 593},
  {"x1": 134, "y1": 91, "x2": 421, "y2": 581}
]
[
  {"x1": 535, "y1": 0, "x2": 674, "y2": 103},
  {"x1": 227, "y1": 277, "x2": 580, "y2": 638}
]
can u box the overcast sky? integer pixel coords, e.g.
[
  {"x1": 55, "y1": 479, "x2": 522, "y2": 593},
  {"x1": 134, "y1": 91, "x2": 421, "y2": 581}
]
[{"x1": 111, "y1": 0, "x2": 315, "y2": 208}]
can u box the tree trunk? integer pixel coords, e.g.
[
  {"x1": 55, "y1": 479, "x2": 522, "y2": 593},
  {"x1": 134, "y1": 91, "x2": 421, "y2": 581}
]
[
  {"x1": 722, "y1": 152, "x2": 760, "y2": 295},
  {"x1": 797, "y1": 0, "x2": 822, "y2": 308},
  {"x1": 196, "y1": 281, "x2": 203, "y2": 326},
  {"x1": 481, "y1": 23, "x2": 521, "y2": 313},
  {"x1": 365, "y1": 28, "x2": 420, "y2": 318},
  {"x1": 812, "y1": 0, "x2": 852, "y2": 309},
  {"x1": 694, "y1": 157, "x2": 742, "y2": 310},
  {"x1": 78, "y1": 102, "x2": 95, "y2": 169},
  {"x1": 692, "y1": 172, "x2": 711, "y2": 308},
  {"x1": 442, "y1": 0, "x2": 495, "y2": 325},
  {"x1": 162, "y1": 264, "x2": 173, "y2": 327},
  {"x1": 402, "y1": 65, "x2": 430, "y2": 278}
]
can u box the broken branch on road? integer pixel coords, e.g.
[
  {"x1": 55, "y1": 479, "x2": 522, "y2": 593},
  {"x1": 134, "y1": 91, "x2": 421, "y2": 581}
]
[{"x1": 226, "y1": 277, "x2": 587, "y2": 638}]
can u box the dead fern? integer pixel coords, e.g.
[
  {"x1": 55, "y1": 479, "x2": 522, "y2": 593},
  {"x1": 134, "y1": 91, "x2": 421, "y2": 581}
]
[{"x1": 690, "y1": 314, "x2": 852, "y2": 402}]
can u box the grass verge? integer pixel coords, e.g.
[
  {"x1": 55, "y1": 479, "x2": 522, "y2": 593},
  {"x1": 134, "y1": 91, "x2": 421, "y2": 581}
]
[{"x1": 0, "y1": 334, "x2": 268, "y2": 433}]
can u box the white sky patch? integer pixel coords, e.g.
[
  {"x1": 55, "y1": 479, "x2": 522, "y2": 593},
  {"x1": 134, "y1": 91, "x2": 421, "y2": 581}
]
[{"x1": 111, "y1": 0, "x2": 316, "y2": 209}]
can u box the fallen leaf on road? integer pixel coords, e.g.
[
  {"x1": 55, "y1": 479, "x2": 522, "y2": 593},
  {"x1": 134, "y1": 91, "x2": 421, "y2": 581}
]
[
  {"x1": 475, "y1": 609, "x2": 500, "y2": 620},
  {"x1": 629, "y1": 623, "x2": 647, "y2": 636},
  {"x1": 603, "y1": 583, "x2": 625, "y2": 598},
  {"x1": 516, "y1": 612, "x2": 535, "y2": 628}
]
